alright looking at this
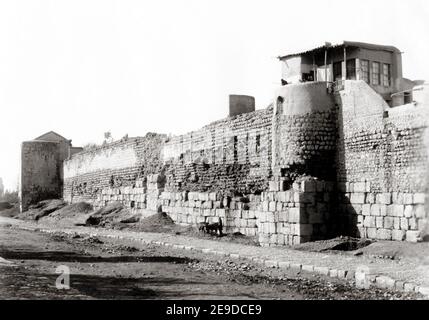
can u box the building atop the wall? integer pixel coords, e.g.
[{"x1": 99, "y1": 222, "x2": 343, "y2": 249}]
[{"x1": 278, "y1": 41, "x2": 418, "y2": 106}]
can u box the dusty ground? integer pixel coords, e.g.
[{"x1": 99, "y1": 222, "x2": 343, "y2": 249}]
[
  {"x1": 0, "y1": 222, "x2": 421, "y2": 300},
  {"x1": 14, "y1": 200, "x2": 429, "y2": 262},
  {"x1": 27, "y1": 200, "x2": 429, "y2": 262},
  {"x1": 34, "y1": 201, "x2": 260, "y2": 246}
]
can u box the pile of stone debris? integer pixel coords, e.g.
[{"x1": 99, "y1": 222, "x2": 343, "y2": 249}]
[{"x1": 15, "y1": 199, "x2": 175, "y2": 231}]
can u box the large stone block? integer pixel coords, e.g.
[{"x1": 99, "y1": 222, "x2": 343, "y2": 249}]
[
  {"x1": 199, "y1": 193, "x2": 209, "y2": 201},
  {"x1": 363, "y1": 216, "x2": 375, "y2": 228},
  {"x1": 404, "y1": 205, "x2": 414, "y2": 218},
  {"x1": 400, "y1": 218, "x2": 409, "y2": 231},
  {"x1": 288, "y1": 208, "x2": 300, "y2": 223},
  {"x1": 247, "y1": 210, "x2": 256, "y2": 219},
  {"x1": 278, "y1": 211, "x2": 288, "y2": 222},
  {"x1": 376, "y1": 229, "x2": 392, "y2": 240},
  {"x1": 353, "y1": 182, "x2": 366, "y2": 193},
  {"x1": 415, "y1": 205, "x2": 426, "y2": 219},
  {"x1": 277, "y1": 234, "x2": 286, "y2": 245},
  {"x1": 268, "y1": 201, "x2": 277, "y2": 212},
  {"x1": 376, "y1": 193, "x2": 392, "y2": 205},
  {"x1": 366, "y1": 227, "x2": 377, "y2": 239},
  {"x1": 392, "y1": 230, "x2": 406, "y2": 241},
  {"x1": 392, "y1": 192, "x2": 404, "y2": 205},
  {"x1": 293, "y1": 192, "x2": 300, "y2": 203},
  {"x1": 268, "y1": 223, "x2": 277, "y2": 234},
  {"x1": 366, "y1": 193, "x2": 376, "y2": 204},
  {"x1": 393, "y1": 217, "x2": 400, "y2": 230},
  {"x1": 277, "y1": 192, "x2": 287, "y2": 203},
  {"x1": 262, "y1": 201, "x2": 269, "y2": 212},
  {"x1": 406, "y1": 230, "x2": 421, "y2": 242},
  {"x1": 392, "y1": 205, "x2": 405, "y2": 217},
  {"x1": 418, "y1": 218, "x2": 428, "y2": 231},
  {"x1": 404, "y1": 193, "x2": 414, "y2": 205},
  {"x1": 409, "y1": 218, "x2": 417, "y2": 230},
  {"x1": 362, "y1": 204, "x2": 371, "y2": 216},
  {"x1": 269, "y1": 181, "x2": 280, "y2": 192},
  {"x1": 376, "y1": 217, "x2": 384, "y2": 228},
  {"x1": 350, "y1": 193, "x2": 366, "y2": 204},
  {"x1": 266, "y1": 212, "x2": 275, "y2": 222},
  {"x1": 414, "y1": 193, "x2": 426, "y2": 205}
]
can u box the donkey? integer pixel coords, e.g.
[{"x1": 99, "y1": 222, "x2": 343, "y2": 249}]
[
  {"x1": 205, "y1": 217, "x2": 223, "y2": 236},
  {"x1": 197, "y1": 217, "x2": 209, "y2": 233}
]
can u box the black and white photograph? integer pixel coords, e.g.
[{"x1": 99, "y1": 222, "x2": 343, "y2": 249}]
[{"x1": 0, "y1": 0, "x2": 429, "y2": 312}]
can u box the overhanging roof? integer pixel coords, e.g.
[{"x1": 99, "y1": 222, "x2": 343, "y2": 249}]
[{"x1": 278, "y1": 41, "x2": 401, "y2": 60}]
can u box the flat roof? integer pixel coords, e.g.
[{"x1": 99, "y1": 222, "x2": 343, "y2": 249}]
[{"x1": 278, "y1": 41, "x2": 401, "y2": 60}]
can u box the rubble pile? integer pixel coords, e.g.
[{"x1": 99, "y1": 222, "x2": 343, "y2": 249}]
[{"x1": 17, "y1": 199, "x2": 66, "y2": 220}]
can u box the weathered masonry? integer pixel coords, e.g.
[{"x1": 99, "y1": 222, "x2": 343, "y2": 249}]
[
  {"x1": 21, "y1": 42, "x2": 429, "y2": 245},
  {"x1": 19, "y1": 131, "x2": 82, "y2": 212}
]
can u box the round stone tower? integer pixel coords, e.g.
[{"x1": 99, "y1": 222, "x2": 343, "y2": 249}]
[{"x1": 271, "y1": 82, "x2": 337, "y2": 184}]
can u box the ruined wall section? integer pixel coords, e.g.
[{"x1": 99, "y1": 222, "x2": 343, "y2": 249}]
[
  {"x1": 336, "y1": 81, "x2": 428, "y2": 241},
  {"x1": 162, "y1": 106, "x2": 273, "y2": 195},
  {"x1": 63, "y1": 133, "x2": 166, "y2": 204},
  {"x1": 20, "y1": 141, "x2": 61, "y2": 211}
]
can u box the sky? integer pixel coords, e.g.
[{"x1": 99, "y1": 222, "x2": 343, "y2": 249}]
[{"x1": 0, "y1": 0, "x2": 428, "y2": 191}]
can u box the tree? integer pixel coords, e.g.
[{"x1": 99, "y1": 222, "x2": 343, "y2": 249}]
[{"x1": 0, "y1": 189, "x2": 18, "y2": 203}]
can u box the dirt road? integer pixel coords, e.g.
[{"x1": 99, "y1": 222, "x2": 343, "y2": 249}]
[{"x1": 0, "y1": 219, "x2": 421, "y2": 300}]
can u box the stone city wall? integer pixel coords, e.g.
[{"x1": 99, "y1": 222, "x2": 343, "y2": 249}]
[
  {"x1": 63, "y1": 133, "x2": 166, "y2": 203},
  {"x1": 335, "y1": 81, "x2": 428, "y2": 241},
  {"x1": 60, "y1": 81, "x2": 429, "y2": 244},
  {"x1": 91, "y1": 175, "x2": 333, "y2": 247},
  {"x1": 162, "y1": 106, "x2": 273, "y2": 195}
]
